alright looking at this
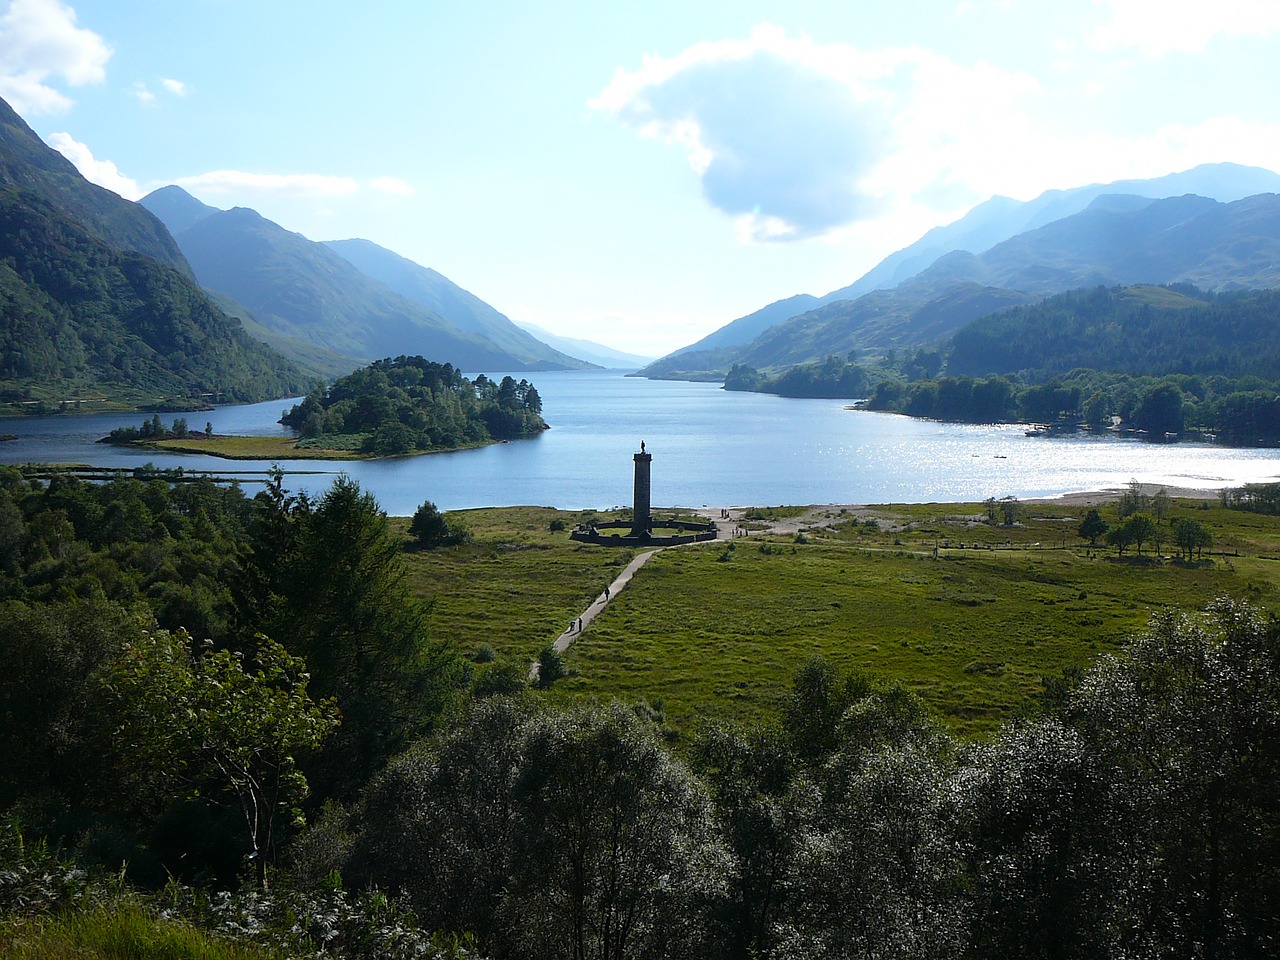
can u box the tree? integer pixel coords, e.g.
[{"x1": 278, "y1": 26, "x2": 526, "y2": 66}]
[
  {"x1": 350, "y1": 697, "x2": 538, "y2": 943},
  {"x1": 107, "y1": 627, "x2": 338, "y2": 889},
  {"x1": 504, "y1": 703, "x2": 728, "y2": 960},
  {"x1": 783, "y1": 656, "x2": 873, "y2": 765},
  {"x1": 1171, "y1": 516, "x2": 1214, "y2": 560},
  {"x1": 1070, "y1": 601, "x2": 1280, "y2": 956},
  {"x1": 1106, "y1": 523, "x2": 1133, "y2": 556},
  {"x1": 1000, "y1": 496, "x2": 1020, "y2": 527},
  {"x1": 693, "y1": 723, "x2": 806, "y2": 960},
  {"x1": 352, "y1": 700, "x2": 728, "y2": 960},
  {"x1": 239, "y1": 474, "x2": 466, "y2": 796},
  {"x1": 1151, "y1": 487, "x2": 1171, "y2": 523},
  {"x1": 408, "y1": 499, "x2": 469, "y2": 548},
  {"x1": 1117, "y1": 479, "x2": 1148, "y2": 518},
  {"x1": 953, "y1": 720, "x2": 1112, "y2": 959},
  {"x1": 1077, "y1": 508, "x2": 1108, "y2": 546},
  {"x1": 1123, "y1": 514, "x2": 1157, "y2": 557}
]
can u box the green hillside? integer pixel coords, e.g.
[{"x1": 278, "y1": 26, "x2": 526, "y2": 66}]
[
  {"x1": 0, "y1": 186, "x2": 306, "y2": 409},
  {"x1": 946, "y1": 284, "x2": 1280, "y2": 380},
  {"x1": 0, "y1": 98, "x2": 188, "y2": 272}
]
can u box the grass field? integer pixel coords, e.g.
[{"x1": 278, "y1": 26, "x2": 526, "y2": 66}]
[
  {"x1": 398, "y1": 498, "x2": 1280, "y2": 739},
  {"x1": 150, "y1": 434, "x2": 363, "y2": 460},
  {"x1": 146, "y1": 434, "x2": 492, "y2": 460}
]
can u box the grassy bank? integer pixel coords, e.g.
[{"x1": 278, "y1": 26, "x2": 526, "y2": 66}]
[
  {"x1": 131, "y1": 434, "x2": 493, "y2": 460},
  {"x1": 399, "y1": 498, "x2": 1280, "y2": 738},
  {"x1": 148, "y1": 434, "x2": 363, "y2": 460}
]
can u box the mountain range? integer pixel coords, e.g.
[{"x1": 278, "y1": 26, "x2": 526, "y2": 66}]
[
  {"x1": 516, "y1": 321, "x2": 654, "y2": 369},
  {"x1": 640, "y1": 163, "x2": 1280, "y2": 380},
  {"x1": 140, "y1": 186, "x2": 589, "y2": 378}
]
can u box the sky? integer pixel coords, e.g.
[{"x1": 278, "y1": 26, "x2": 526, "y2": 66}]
[{"x1": 3, "y1": 0, "x2": 1280, "y2": 357}]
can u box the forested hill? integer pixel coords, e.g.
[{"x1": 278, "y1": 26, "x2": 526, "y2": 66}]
[
  {"x1": 946, "y1": 284, "x2": 1280, "y2": 380},
  {"x1": 0, "y1": 96, "x2": 188, "y2": 273},
  {"x1": 0, "y1": 186, "x2": 307, "y2": 407},
  {"x1": 280, "y1": 355, "x2": 548, "y2": 455}
]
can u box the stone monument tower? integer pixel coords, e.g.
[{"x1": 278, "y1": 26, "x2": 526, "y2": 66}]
[{"x1": 631, "y1": 441, "x2": 652, "y2": 538}]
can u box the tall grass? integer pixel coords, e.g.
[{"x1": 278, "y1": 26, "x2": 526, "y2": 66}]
[{"x1": 0, "y1": 903, "x2": 280, "y2": 960}]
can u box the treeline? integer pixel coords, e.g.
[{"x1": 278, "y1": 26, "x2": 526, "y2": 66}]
[
  {"x1": 1222, "y1": 480, "x2": 1280, "y2": 515},
  {"x1": 724, "y1": 284, "x2": 1280, "y2": 443},
  {"x1": 731, "y1": 357, "x2": 1280, "y2": 441},
  {"x1": 0, "y1": 185, "x2": 306, "y2": 405},
  {"x1": 725, "y1": 355, "x2": 875, "y2": 399},
  {"x1": 104, "y1": 414, "x2": 209, "y2": 443},
  {"x1": 867, "y1": 368, "x2": 1280, "y2": 440},
  {"x1": 280, "y1": 356, "x2": 547, "y2": 455}
]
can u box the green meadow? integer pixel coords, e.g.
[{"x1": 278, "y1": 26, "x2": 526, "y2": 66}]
[{"x1": 398, "y1": 498, "x2": 1280, "y2": 738}]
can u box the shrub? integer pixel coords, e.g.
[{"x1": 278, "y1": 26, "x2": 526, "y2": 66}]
[
  {"x1": 535, "y1": 645, "x2": 566, "y2": 688},
  {"x1": 409, "y1": 500, "x2": 470, "y2": 549}
]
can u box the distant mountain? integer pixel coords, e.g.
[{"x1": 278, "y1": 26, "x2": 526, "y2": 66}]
[
  {"x1": 0, "y1": 98, "x2": 189, "y2": 273},
  {"x1": 733, "y1": 280, "x2": 1036, "y2": 370},
  {"x1": 323, "y1": 238, "x2": 585, "y2": 369},
  {"x1": 664, "y1": 293, "x2": 822, "y2": 359},
  {"x1": 639, "y1": 162, "x2": 1280, "y2": 379},
  {"x1": 141, "y1": 189, "x2": 583, "y2": 375},
  {"x1": 716, "y1": 192, "x2": 1280, "y2": 376},
  {"x1": 140, "y1": 184, "x2": 218, "y2": 237},
  {"x1": 913, "y1": 193, "x2": 1280, "y2": 295},
  {"x1": 516, "y1": 321, "x2": 652, "y2": 369},
  {"x1": 822, "y1": 163, "x2": 1280, "y2": 303}
]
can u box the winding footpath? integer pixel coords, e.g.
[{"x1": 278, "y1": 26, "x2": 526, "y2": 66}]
[{"x1": 528, "y1": 512, "x2": 747, "y2": 683}]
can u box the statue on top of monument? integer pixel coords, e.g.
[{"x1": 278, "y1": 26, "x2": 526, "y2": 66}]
[{"x1": 640, "y1": 440, "x2": 645, "y2": 453}]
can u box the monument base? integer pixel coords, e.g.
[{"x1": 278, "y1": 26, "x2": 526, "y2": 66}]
[{"x1": 570, "y1": 517, "x2": 718, "y2": 547}]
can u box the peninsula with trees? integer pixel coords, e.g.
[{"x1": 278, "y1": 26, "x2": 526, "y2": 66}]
[{"x1": 103, "y1": 355, "x2": 549, "y2": 459}]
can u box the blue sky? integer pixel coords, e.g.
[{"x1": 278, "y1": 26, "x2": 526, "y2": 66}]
[{"x1": 3, "y1": 0, "x2": 1280, "y2": 356}]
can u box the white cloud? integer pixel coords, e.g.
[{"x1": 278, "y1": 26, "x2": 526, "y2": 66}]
[
  {"x1": 171, "y1": 170, "x2": 361, "y2": 197},
  {"x1": 370, "y1": 176, "x2": 414, "y2": 195},
  {"x1": 46, "y1": 131, "x2": 140, "y2": 199},
  {"x1": 159, "y1": 77, "x2": 186, "y2": 96},
  {"x1": 592, "y1": 25, "x2": 1038, "y2": 242},
  {"x1": 0, "y1": 0, "x2": 111, "y2": 114},
  {"x1": 1090, "y1": 0, "x2": 1280, "y2": 56},
  {"x1": 129, "y1": 80, "x2": 154, "y2": 104}
]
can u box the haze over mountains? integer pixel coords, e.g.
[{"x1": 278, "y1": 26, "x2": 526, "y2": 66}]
[
  {"x1": 641, "y1": 163, "x2": 1280, "y2": 380},
  {"x1": 140, "y1": 186, "x2": 590, "y2": 379}
]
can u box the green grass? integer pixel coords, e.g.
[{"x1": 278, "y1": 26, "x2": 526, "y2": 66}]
[
  {"x1": 396, "y1": 507, "x2": 638, "y2": 663},
  {"x1": 400, "y1": 499, "x2": 1280, "y2": 739},
  {"x1": 149, "y1": 435, "x2": 361, "y2": 460},
  {"x1": 147, "y1": 434, "x2": 495, "y2": 461},
  {"x1": 0, "y1": 903, "x2": 280, "y2": 960}
]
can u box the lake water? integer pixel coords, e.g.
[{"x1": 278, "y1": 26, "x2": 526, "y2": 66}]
[{"x1": 2, "y1": 370, "x2": 1279, "y2": 515}]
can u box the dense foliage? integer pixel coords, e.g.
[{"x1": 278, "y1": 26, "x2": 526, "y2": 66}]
[
  {"x1": 280, "y1": 357, "x2": 547, "y2": 455},
  {"x1": 2, "y1": 464, "x2": 1278, "y2": 957},
  {"x1": 947, "y1": 284, "x2": 1280, "y2": 381},
  {"x1": 0, "y1": 186, "x2": 306, "y2": 407},
  {"x1": 309, "y1": 601, "x2": 1278, "y2": 959},
  {"x1": 0, "y1": 467, "x2": 469, "y2": 888}
]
